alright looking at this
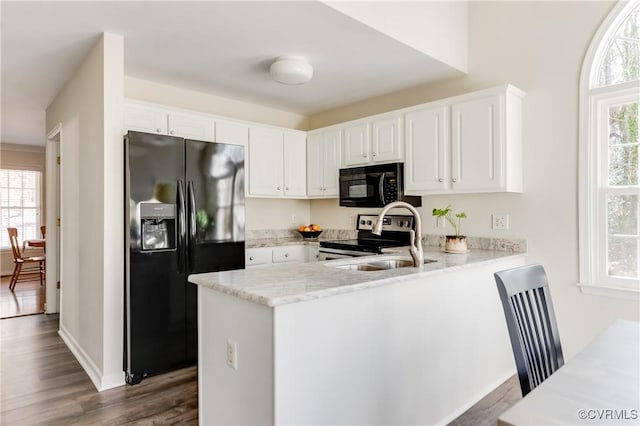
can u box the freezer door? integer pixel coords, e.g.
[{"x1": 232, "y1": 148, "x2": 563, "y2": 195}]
[
  {"x1": 124, "y1": 131, "x2": 189, "y2": 380},
  {"x1": 185, "y1": 139, "x2": 245, "y2": 270}
]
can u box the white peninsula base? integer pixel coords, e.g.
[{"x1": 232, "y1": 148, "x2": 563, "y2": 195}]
[{"x1": 197, "y1": 255, "x2": 524, "y2": 425}]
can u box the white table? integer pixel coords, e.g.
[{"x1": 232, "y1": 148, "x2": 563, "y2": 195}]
[{"x1": 499, "y1": 320, "x2": 640, "y2": 425}]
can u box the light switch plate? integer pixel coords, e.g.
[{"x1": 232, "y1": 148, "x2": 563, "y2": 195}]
[{"x1": 492, "y1": 214, "x2": 509, "y2": 230}]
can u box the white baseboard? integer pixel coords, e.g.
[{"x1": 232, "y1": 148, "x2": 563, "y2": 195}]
[{"x1": 58, "y1": 325, "x2": 126, "y2": 392}]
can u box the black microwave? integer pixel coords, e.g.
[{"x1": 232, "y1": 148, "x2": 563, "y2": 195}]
[{"x1": 339, "y1": 162, "x2": 422, "y2": 208}]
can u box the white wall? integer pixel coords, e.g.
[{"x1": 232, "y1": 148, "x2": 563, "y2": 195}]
[
  {"x1": 308, "y1": 1, "x2": 639, "y2": 358},
  {"x1": 45, "y1": 33, "x2": 125, "y2": 391},
  {"x1": 322, "y1": 0, "x2": 468, "y2": 72}
]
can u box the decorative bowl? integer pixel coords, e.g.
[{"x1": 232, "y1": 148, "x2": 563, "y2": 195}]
[{"x1": 298, "y1": 230, "x2": 323, "y2": 239}]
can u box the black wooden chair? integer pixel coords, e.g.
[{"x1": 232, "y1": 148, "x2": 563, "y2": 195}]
[{"x1": 494, "y1": 264, "x2": 564, "y2": 396}]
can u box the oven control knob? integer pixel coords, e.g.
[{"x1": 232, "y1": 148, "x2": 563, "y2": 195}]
[
  {"x1": 360, "y1": 220, "x2": 365, "y2": 225},
  {"x1": 367, "y1": 220, "x2": 372, "y2": 225}
]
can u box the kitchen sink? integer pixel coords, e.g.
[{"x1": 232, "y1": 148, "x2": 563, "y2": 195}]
[{"x1": 331, "y1": 257, "x2": 437, "y2": 271}]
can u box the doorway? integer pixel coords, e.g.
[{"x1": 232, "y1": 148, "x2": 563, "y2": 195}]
[{"x1": 45, "y1": 124, "x2": 61, "y2": 314}]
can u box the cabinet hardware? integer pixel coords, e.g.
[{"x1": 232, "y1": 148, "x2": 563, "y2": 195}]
[
  {"x1": 452, "y1": 178, "x2": 458, "y2": 183},
  {"x1": 249, "y1": 256, "x2": 254, "y2": 261},
  {"x1": 156, "y1": 128, "x2": 162, "y2": 133},
  {"x1": 169, "y1": 130, "x2": 175, "y2": 135},
  {"x1": 372, "y1": 152, "x2": 377, "y2": 157},
  {"x1": 438, "y1": 178, "x2": 444, "y2": 182},
  {"x1": 276, "y1": 186, "x2": 281, "y2": 190}
]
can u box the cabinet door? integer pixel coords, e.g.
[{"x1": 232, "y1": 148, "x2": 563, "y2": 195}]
[
  {"x1": 215, "y1": 119, "x2": 248, "y2": 147},
  {"x1": 124, "y1": 102, "x2": 167, "y2": 134},
  {"x1": 283, "y1": 132, "x2": 307, "y2": 197},
  {"x1": 248, "y1": 126, "x2": 283, "y2": 196},
  {"x1": 342, "y1": 123, "x2": 369, "y2": 166},
  {"x1": 321, "y1": 129, "x2": 342, "y2": 196},
  {"x1": 372, "y1": 116, "x2": 402, "y2": 163},
  {"x1": 451, "y1": 95, "x2": 502, "y2": 191},
  {"x1": 272, "y1": 245, "x2": 305, "y2": 263},
  {"x1": 245, "y1": 247, "x2": 272, "y2": 268},
  {"x1": 168, "y1": 113, "x2": 214, "y2": 141},
  {"x1": 404, "y1": 106, "x2": 448, "y2": 193},
  {"x1": 307, "y1": 133, "x2": 325, "y2": 196}
]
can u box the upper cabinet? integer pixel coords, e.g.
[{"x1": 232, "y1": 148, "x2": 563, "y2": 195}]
[
  {"x1": 404, "y1": 85, "x2": 524, "y2": 195},
  {"x1": 214, "y1": 119, "x2": 248, "y2": 147},
  {"x1": 307, "y1": 129, "x2": 341, "y2": 197},
  {"x1": 247, "y1": 126, "x2": 307, "y2": 198},
  {"x1": 123, "y1": 102, "x2": 214, "y2": 141},
  {"x1": 342, "y1": 115, "x2": 402, "y2": 167}
]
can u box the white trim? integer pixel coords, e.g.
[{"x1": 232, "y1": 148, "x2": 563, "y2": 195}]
[
  {"x1": 45, "y1": 124, "x2": 61, "y2": 314},
  {"x1": 578, "y1": 0, "x2": 640, "y2": 299},
  {"x1": 58, "y1": 325, "x2": 125, "y2": 391},
  {"x1": 577, "y1": 282, "x2": 640, "y2": 301}
]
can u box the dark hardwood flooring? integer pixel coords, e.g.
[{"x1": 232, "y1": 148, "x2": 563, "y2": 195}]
[
  {"x1": 1, "y1": 313, "x2": 520, "y2": 425},
  {"x1": 1, "y1": 275, "x2": 44, "y2": 319},
  {"x1": 1, "y1": 314, "x2": 198, "y2": 425}
]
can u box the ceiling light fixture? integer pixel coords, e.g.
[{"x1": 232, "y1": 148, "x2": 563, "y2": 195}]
[{"x1": 270, "y1": 56, "x2": 313, "y2": 85}]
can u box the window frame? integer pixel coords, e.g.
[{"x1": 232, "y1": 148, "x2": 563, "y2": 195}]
[
  {"x1": 579, "y1": 0, "x2": 640, "y2": 300},
  {"x1": 0, "y1": 168, "x2": 43, "y2": 250}
]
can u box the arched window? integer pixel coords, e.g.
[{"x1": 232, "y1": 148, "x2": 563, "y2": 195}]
[{"x1": 579, "y1": 0, "x2": 639, "y2": 298}]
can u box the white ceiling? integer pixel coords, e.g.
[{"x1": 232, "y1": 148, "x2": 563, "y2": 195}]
[{"x1": 1, "y1": 1, "x2": 464, "y2": 146}]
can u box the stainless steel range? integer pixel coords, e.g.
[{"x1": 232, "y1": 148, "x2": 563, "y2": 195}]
[{"x1": 319, "y1": 214, "x2": 414, "y2": 260}]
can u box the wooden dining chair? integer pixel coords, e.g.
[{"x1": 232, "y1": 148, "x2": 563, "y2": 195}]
[
  {"x1": 7, "y1": 227, "x2": 46, "y2": 291},
  {"x1": 40, "y1": 225, "x2": 46, "y2": 238},
  {"x1": 494, "y1": 264, "x2": 564, "y2": 397}
]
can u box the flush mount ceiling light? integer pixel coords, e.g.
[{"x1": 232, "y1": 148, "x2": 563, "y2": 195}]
[{"x1": 270, "y1": 56, "x2": 313, "y2": 85}]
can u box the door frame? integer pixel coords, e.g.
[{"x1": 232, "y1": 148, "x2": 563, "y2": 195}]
[{"x1": 45, "y1": 123, "x2": 61, "y2": 314}]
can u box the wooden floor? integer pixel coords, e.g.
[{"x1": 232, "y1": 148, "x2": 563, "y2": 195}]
[
  {"x1": 0, "y1": 314, "x2": 198, "y2": 425},
  {"x1": 0, "y1": 275, "x2": 44, "y2": 319},
  {"x1": 448, "y1": 375, "x2": 522, "y2": 426},
  {"x1": 1, "y1": 313, "x2": 520, "y2": 425}
]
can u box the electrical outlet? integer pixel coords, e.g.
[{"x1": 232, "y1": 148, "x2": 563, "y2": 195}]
[
  {"x1": 437, "y1": 217, "x2": 446, "y2": 228},
  {"x1": 492, "y1": 214, "x2": 509, "y2": 230},
  {"x1": 291, "y1": 214, "x2": 297, "y2": 225},
  {"x1": 348, "y1": 214, "x2": 355, "y2": 227},
  {"x1": 226, "y1": 339, "x2": 238, "y2": 370}
]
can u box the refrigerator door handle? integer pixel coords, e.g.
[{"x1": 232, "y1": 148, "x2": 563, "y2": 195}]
[
  {"x1": 187, "y1": 180, "x2": 196, "y2": 271},
  {"x1": 177, "y1": 180, "x2": 186, "y2": 273}
]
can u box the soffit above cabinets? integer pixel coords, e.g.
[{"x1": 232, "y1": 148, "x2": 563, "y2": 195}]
[{"x1": 2, "y1": 1, "x2": 467, "y2": 146}]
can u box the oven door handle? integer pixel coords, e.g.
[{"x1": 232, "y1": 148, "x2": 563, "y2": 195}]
[{"x1": 378, "y1": 173, "x2": 386, "y2": 205}]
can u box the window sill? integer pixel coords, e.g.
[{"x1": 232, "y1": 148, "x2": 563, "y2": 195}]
[{"x1": 577, "y1": 283, "x2": 640, "y2": 301}]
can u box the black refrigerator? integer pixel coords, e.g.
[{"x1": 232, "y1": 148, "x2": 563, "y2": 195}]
[{"x1": 124, "y1": 130, "x2": 245, "y2": 385}]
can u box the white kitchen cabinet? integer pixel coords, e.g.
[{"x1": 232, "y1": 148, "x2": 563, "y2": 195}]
[
  {"x1": 124, "y1": 102, "x2": 167, "y2": 134},
  {"x1": 404, "y1": 85, "x2": 524, "y2": 194},
  {"x1": 342, "y1": 116, "x2": 402, "y2": 167},
  {"x1": 245, "y1": 247, "x2": 272, "y2": 268},
  {"x1": 272, "y1": 245, "x2": 305, "y2": 264},
  {"x1": 248, "y1": 126, "x2": 307, "y2": 198},
  {"x1": 124, "y1": 101, "x2": 214, "y2": 141},
  {"x1": 214, "y1": 119, "x2": 248, "y2": 147},
  {"x1": 283, "y1": 132, "x2": 307, "y2": 197},
  {"x1": 167, "y1": 112, "x2": 214, "y2": 141},
  {"x1": 307, "y1": 129, "x2": 341, "y2": 197},
  {"x1": 342, "y1": 123, "x2": 370, "y2": 166},
  {"x1": 245, "y1": 245, "x2": 306, "y2": 268},
  {"x1": 371, "y1": 115, "x2": 403, "y2": 163},
  {"x1": 248, "y1": 126, "x2": 284, "y2": 197},
  {"x1": 405, "y1": 106, "x2": 448, "y2": 192},
  {"x1": 305, "y1": 245, "x2": 320, "y2": 262}
]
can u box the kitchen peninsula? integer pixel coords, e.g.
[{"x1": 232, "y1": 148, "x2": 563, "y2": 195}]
[{"x1": 189, "y1": 248, "x2": 526, "y2": 425}]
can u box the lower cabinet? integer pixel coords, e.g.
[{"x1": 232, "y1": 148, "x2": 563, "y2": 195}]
[{"x1": 245, "y1": 245, "x2": 309, "y2": 268}]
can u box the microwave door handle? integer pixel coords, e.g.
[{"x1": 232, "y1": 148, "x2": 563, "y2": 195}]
[{"x1": 379, "y1": 173, "x2": 386, "y2": 205}]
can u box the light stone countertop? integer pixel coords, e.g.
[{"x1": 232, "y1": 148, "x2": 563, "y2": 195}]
[
  {"x1": 246, "y1": 237, "x2": 319, "y2": 248},
  {"x1": 189, "y1": 248, "x2": 527, "y2": 307}
]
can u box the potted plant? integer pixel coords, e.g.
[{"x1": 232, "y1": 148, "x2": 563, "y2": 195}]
[{"x1": 432, "y1": 205, "x2": 468, "y2": 253}]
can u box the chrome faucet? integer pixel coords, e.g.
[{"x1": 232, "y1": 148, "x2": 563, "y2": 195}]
[{"x1": 372, "y1": 201, "x2": 424, "y2": 267}]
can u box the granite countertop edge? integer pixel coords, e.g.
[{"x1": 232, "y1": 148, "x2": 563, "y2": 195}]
[{"x1": 189, "y1": 249, "x2": 527, "y2": 308}]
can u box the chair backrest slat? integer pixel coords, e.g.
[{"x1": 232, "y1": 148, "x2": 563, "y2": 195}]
[
  {"x1": 7, "y1": 227, "x2": 23, "y2": 261},
  {"x1": 495, "y1": 264, "x2": 564, "y2": 396}
]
